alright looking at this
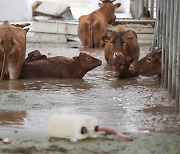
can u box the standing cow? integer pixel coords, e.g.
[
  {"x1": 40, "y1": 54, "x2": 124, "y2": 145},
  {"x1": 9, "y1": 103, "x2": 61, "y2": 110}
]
[
  {"x1": 78, "y1": 0, "x2": 120, "y2": 48},
  {"x1": 0, "y1": 21, "x2": 29, "y2": 80}
]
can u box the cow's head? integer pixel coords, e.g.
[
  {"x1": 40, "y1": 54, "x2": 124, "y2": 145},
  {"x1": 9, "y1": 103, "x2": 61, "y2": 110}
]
[
  {"x1": 98, "y1": 0, "x2": 121, "y2": 23},
  {"x1": 112, "y1": 52, "x2": 134, "y2": 78},
  {"x1": 129, "y1": 48, "x2": 162, "y2": 77},
  {"x1": 102, "y1": 30, "x2": 134, "y2": 55},
  {"x1": 73, "y1": 52, "x2": 102, "y2": 71},
  {"x1": 25, "y1": 50, "x2": 47, "y2": 63}
]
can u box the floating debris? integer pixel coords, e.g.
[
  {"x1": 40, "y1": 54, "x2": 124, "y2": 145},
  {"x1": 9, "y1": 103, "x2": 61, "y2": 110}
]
[{"x1": 3, "y1": 138, "x2": 11, "y2": 144}]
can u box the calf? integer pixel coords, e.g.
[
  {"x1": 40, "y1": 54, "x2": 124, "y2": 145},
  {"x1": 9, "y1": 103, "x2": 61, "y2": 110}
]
[
  {"x1": 129, "y1": 48, "x2": 162, "y2": 77},
  {"x1": 78, "y1": 0, "x2": 120, "y2": 48},
  {"x1": 112, "y1": 52, "x2": 135, "y2": 78},
  {"x1": 0, "y1": 21, "x2": 29, "y2": 80},
  {"x1": 24, "y1": 50, "x2": 47, "y2": 63},
  {"x1": 102, "y1": 28, "x2": 140, "y2": 65},
  {"x1": 20, "y1": 52, "x2": 102, "y2": 79},
  {"x1": 24, "y1": 50, "x2": 73, "y2": 63}
]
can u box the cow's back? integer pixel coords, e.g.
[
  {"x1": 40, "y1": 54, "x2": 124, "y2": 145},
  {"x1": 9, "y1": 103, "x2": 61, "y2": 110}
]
[
  {"x1": 78, "y1": 12, "x2": 106, "y2": 48},
  {"x1": 78, "y1": 1, "x2": 120, "y2": 48}
]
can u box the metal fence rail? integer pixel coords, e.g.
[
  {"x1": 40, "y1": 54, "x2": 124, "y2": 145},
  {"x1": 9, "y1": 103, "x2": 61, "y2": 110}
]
[
  {"x1": 130, "y1": 0, "x2": 156, "y2": 19},
  {"x1": 152, "y1": 0, "x2": 180, "y2": 111}
]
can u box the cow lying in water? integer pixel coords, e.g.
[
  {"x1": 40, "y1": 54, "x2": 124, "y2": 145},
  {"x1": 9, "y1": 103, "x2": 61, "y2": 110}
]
[
  {"x1": 20, "y1": 52, "x2": 102, "y2": 79},
  {"x1": 129, "y1": 48, "x2": 162, "y2": 77},
  {"x1": 112, "y1": 52, "x2": 136, "y2": 78},
  {"x1": 24, "y1": 50, "x2": 47, "y2": 63},
  {"x1": 78, "y1": 0, "x2": 120, "y2": 48},
  {"x1": 0, "y1": 21, "x2": 29, "y2": 80}
]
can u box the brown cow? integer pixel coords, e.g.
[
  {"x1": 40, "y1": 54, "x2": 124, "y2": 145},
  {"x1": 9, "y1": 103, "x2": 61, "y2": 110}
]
[
  {"x1": 20, "y1": 52, "x2": 102, "y2": 79},
  {"x1": 24, "y1": 50, "x2": 47, "y2": 63},
  {"x1": 112, "y1": 52, "x2": 136, "y2": 78},
  {"x1": 129, "y1": 48, "x2": 162, "y2": 77},
  {"x1": 78, "y1": 0, "x2": 120, "y2": 48},
  {"x1": 102, "y1": 28, "x2": 140, "y2": 65},
  {"x1": 0, "y1": 21, "x2": 29, "y2": 80},
  {"x1": 24, "y1": 50, "x2": 73, "y2": 63}
]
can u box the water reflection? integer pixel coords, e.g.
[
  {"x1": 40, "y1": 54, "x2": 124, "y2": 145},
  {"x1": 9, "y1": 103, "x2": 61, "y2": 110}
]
[
  {"x1": 0, "y1": 43, "x2": 179, "y2": 140},
  {"x1": 0, "y1": 110, "x2": 26, "y2": 125},
  {"x1": 0, "y1": 79, "x2": 92, "y2": 91}
]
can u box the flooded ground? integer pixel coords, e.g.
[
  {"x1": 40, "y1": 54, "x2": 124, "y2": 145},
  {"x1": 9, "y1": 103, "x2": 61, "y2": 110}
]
[{"x1": 0, "y1": 42, "x2": 180, "y2": 154}]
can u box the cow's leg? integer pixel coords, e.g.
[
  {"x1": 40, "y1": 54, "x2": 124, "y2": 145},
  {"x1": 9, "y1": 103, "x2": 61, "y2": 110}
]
[
  {"x1": 83, "y1": 22, "x2": 92, "y2": 48},
  {"x1": 92, "y1": 22, "x2": 104, "y2": 48},
  {"x1": 8, "y1": 63, "x2": 21, "y2": 79},
  {"x1": 8, "y1": 52, "x2": 25, "y2": 80},
  {"x1": 78, "y1": 21, "x2": 92, "y2": 48}
]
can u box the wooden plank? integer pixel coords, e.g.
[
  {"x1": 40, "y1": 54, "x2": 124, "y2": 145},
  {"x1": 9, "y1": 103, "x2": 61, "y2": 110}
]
[
  {"x1": 27, "y1": 32, "x2": 67, "y2": 43},
  {"x1": 28, "y1": 19, "x2": 155, "y2": 44},
  {"x1": 33, "y1": 20, "x2": 62, "y2": 33},
  {"x1": 66, "y1": 23, "x2": 78, "y2": 35},
  {"x1": 109, "y1": 26, "x2": 154, "y2": 34}
]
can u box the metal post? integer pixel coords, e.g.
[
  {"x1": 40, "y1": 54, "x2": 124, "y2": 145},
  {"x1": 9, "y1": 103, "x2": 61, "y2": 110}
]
[
  {"x1": 156, "y1": 0, "x2": 159, "y2": 46},
  {"x1": 152, "y1": 0, "x2": 159, "y2": 49},
  {"x1": 150, "y1": 0, "x2": 154, "y2": 18},
  {"x1": 152, "y1": 0, "x2": 180, "y2": 112},
  {"x1": 159, "y1": 0, "x2": 163, "y2": 47},
  {"x1": 172, "y1": 0, "x2": 178, "y2": 98},
  {"x1": 162, "y1": 0, "x2": 168, "y2": 87},
  {"x1": 144, "y1": 0, "x2": 148, "y2": 9},
  {"x1": 175, "y1": 0, "x2": 180, "y2": 111},
  {"x1": 167, "y1": 0, "x2": 173, "y2": 93}
]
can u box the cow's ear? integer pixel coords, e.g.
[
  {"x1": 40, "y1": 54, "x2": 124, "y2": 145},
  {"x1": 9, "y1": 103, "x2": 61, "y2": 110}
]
[
  {"x1": 41, "y1": 55, "x2": 47, "y2": 60},
  {"x1": 114, "y1": 3, "x2": 121, "y2": 9},
  {"x1": 157, "y1": 49, "x2": 162, "y2": 54},
  {"x1": 98, "y1": 3, "x2": 102, "y2": 7},
  {"x1": 101, "y1": 36, "x2": 110, "y2": 42},
  {"x1": 131, "y1": 30, "x2": 138, "y2": 38},
  {"x1": 24, "y1": 28, "x2": 29, "y2": 33}
]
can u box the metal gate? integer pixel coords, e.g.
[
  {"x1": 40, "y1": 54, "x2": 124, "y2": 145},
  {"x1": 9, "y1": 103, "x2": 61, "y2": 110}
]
[{"x1": 152, "y1": 0, "x2": 180, "y2": 111}]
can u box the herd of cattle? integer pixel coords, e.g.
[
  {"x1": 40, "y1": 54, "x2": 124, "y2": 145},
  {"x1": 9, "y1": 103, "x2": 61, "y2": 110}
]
[{"x1": 0, "y1": 0, "x2": 161, "y2": 81}]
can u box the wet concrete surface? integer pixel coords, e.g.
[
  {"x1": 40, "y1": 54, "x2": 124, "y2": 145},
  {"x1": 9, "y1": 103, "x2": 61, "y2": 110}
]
[{"x1": 0, "y1": 43, "x2": 180, "y2": 153}]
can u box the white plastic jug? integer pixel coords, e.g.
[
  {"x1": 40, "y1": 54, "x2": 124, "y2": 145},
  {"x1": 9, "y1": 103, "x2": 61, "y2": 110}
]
[{"x1": 48, "y1": 114, "x2": 99, "y2": 140}]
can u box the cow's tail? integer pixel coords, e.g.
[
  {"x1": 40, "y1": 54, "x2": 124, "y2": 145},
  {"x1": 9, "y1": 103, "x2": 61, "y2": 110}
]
[
  {"x1": 0, "y1": 31, "x2": 13, "y2": 80},
  {"x1": 89, "y1": 14, "x2": 95, "y2": 48},
  {"x1": 89, "y1": 25, "x2": 93, "y2": 48}
]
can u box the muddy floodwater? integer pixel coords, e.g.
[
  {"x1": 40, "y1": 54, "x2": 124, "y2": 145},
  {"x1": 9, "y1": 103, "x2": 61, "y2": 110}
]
[{"x1": 0, "y1": 43, "x2": 180, "y2": 154}]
